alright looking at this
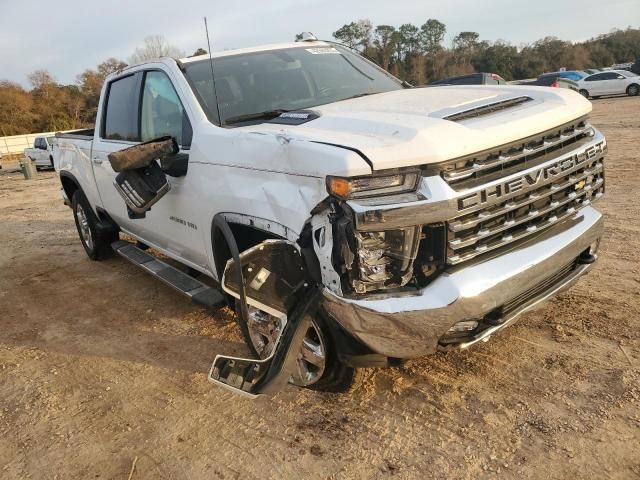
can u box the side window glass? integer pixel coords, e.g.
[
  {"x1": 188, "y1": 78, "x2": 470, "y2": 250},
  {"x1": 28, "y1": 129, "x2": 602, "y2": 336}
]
[
  {"x1": 141, "y1": 71, "x2": 192, "y2": 147},
  {"x1": 103, "y1": 74, "x2": 140, "y2": 141}
]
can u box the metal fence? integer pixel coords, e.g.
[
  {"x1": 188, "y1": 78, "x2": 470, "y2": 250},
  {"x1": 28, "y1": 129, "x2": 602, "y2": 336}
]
[{"x1": 0, "y1": 130, "x2": 75, "y2": 157}]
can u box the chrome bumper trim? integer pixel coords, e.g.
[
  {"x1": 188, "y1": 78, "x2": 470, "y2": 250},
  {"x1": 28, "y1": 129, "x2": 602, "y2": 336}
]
[
  {"x1": 445, "y1": 261, "x2": 591, "y2": 350},
  {"x1": 322, "y1": 206, "x2": 603, "y2": 359}
]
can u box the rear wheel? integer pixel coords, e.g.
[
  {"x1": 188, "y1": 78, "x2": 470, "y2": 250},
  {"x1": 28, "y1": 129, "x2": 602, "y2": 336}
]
[
  {"x1": 627, "y1": 84, "x2": 639, "y2": 96},
  {"x1": 579, "y1": 89, "x2": 589, "y2": 98},
  {"x1": 72, "y1": 190, "x2": 118, "y2": 260},
  {"x1": 236, "y1": 302, "x2": 359, "y2": 392}
]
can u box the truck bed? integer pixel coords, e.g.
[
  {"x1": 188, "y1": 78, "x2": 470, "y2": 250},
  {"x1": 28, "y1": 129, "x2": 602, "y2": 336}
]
[{"x1": 56, "y1": 129, "x2": 94, "y2": 141}]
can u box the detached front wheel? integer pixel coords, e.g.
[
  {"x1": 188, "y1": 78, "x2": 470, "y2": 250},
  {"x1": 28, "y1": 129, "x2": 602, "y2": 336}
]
[
  {"x1": 72, "y1": 190, "x2": 118, "y2": 260},
  {"x1": 236, "y1": 302, "x2": 359, "y2": 392}
]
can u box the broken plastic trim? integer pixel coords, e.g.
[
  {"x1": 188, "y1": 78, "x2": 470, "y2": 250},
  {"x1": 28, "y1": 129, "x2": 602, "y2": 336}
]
[{"x1": 207, "y1": 221, "x2": 320, "y2": 397}]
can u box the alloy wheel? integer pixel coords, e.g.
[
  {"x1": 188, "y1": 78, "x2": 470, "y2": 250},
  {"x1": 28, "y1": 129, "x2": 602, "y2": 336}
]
[
  {"x1": 245, "y1": 306, "x2": 326, "y2": 386},
  {"x1": 75, "y1": 204, "x2": 94, "y2": 250}
]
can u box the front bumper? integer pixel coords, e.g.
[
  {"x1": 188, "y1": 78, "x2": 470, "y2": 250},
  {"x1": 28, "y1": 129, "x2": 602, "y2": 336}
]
[{"x1": 322, "y1": 205, "x2": 603, "y2": 358}]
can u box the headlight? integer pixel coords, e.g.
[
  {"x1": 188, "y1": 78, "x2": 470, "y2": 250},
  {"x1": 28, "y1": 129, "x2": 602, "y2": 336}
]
[
  {"x1": 352, "y1": 227, "x2": 420, "y2": 293},
  {"x1": 327, "y1": 171, "x2": 420, "y2": 200}
]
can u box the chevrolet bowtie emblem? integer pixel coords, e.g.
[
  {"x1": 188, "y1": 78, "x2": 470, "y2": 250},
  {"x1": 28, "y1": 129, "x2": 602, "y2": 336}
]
[{"x1": 575, "y1": 180, "x2": 586, "y2": 190}]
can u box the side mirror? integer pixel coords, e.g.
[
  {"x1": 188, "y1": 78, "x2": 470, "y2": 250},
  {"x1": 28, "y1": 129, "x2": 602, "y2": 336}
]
[
  {"x1": 108, "y1": 136, "x2": 178, "y2": 219},
  {"x1": 159, "y1": 152, "x2": 189, "y2": 177}
]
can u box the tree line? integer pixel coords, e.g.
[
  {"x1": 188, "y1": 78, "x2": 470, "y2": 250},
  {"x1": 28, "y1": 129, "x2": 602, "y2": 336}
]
[
  {"x1": 0, "y1": 36, "x2": 187, "y2": 137},
  {"x1": 327, "y1": 21, "x2": 640, "y2": 86},
  {"x1": 1, "y1": 26, "x2": 639, "y2": 137}
]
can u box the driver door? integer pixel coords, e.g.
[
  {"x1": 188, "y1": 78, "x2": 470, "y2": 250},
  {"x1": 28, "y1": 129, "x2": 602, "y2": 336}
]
[{"x1": 92, "y1": 68, "x2": 209, "y2": 272}]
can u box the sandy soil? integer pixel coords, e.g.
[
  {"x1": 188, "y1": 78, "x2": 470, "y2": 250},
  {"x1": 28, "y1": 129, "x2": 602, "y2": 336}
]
[{"x1": 1, "y1": 96, "x2": 639, "y2": 480}]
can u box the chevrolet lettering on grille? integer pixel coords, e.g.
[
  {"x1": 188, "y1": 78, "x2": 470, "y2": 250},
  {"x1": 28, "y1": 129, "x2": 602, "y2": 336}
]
[{"x1": 457, "y1": 140, "x2": 606, "y2": 212}]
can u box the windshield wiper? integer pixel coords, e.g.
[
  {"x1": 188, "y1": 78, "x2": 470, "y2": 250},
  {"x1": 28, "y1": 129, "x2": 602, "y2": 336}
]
[
  {"x1": 224, "y1": 109, "x2": 290, "y2": 125},
  {"x1": 339, "y1": 92, "x2": 381, "y2": 101}
]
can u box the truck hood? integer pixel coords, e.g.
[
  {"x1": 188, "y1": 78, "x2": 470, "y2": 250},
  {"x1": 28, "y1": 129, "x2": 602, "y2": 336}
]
[{"x1": 241, "y1": 85, "x2": 592, "y2": 171}]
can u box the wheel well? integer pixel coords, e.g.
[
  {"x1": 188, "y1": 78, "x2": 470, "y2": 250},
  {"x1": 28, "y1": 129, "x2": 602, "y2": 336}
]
[
  {"x1": 628, "y1": 83, "x2": 639, "y2": 90},
  {"x1": 212, "y1": 222, "x2": 280, "y2": 279},
  {"x1": 60, "y1": 175, "x2": 80, "y2": 202}
]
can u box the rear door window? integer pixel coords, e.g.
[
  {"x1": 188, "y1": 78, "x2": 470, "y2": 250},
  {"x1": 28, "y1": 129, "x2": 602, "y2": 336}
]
[
  {"x1": 450, "y1": 76, "x2": 475, "y2": 85},
  {"x1": 102, "y1": 74, "x2": 141, "y2": 141},
  {"x1": 585, "y1": 73, "x2": 607, "y2": 82}
]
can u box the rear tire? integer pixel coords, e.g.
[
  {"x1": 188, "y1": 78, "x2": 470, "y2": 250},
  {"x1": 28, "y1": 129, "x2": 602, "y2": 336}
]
[
  {"x1": 627, "y1": 84, "x2": 639, "y2": 96},
  {"x1": 71, "y1": 190, "x2": 118, "y2": 260},
  {"x1": 235, "y1": 302, "x2": 359, "y2": 392},
  {"x1": 579, "y1": 89, "x2": 589, "y2": 98}
]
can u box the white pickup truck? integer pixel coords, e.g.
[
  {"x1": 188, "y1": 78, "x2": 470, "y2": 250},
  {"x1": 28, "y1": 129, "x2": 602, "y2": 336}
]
[
  {"x1": 24, "y1": 136, "x2": 56, "y2": 170},
  {"x1": 55, "y1": 40, "x2": 606, "y2": 393}
]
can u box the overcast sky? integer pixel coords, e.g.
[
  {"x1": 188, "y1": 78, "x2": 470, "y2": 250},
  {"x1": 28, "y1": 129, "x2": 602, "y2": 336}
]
[{"x1": 0, "y1": 0, "x2": 638, "y2": 87}]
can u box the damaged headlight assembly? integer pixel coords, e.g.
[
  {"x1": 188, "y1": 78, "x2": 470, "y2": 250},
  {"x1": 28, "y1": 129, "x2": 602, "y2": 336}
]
[
  {"x1": 352, "y1": 227, "x2": 420, "y2": 293},
  {"x1": 327, "y1": 171, "x2": 442, "y2": 294},
  {"x1": 327, "y1": 171, "x2": 420, "y2": 200}
]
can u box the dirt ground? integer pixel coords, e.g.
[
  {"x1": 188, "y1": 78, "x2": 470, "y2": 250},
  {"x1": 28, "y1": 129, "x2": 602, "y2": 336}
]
[{"x1": 1, "y1": 96, "x2": 639, "y2": 480}]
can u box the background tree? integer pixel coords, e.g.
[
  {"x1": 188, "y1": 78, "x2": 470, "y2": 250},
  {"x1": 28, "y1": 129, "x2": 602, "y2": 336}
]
[
  {"x1": 373, "y1": 25, "x2": 398, "y2": 70},
  {"x1": 333, "y1": 20, "x2": 372, "y2": 52},
  {"x1": 420, "y1": 19, "x2": 446, "y2": 55},
  {"x1": 190, "y1": 48, "x2": 208, "y2": 57},
  {"x1": 333, "y1": 22, "x2": 361, "y2": 49},
  {"x1": 77, "y1": 58, "x2": 127, "y2": 123},
  {"x1": 128, "y1": 35, "x2": 185, "y2": 64},
  {"x1": 0, "y1": 81, "x2": 35, "y2": 136}
]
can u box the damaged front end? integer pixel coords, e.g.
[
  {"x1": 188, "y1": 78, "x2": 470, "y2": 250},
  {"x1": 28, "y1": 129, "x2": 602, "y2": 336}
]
[{"x1": 324, "y1": 171, "x2": 447, "y2": 296}]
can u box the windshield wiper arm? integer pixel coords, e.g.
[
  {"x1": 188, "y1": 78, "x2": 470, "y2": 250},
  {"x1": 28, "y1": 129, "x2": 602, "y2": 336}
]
[
  {"x1": 339, "y1": 92, "x2": 380, "y2": 101},
  {"x1": 224, "y1": 109, "x2": 290, "y2": 125}
]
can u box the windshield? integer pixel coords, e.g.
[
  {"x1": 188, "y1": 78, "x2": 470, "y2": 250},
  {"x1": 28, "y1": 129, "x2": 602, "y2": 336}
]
[{"x1": 183, "y1": 44, "x2": 403, "y2": 126}]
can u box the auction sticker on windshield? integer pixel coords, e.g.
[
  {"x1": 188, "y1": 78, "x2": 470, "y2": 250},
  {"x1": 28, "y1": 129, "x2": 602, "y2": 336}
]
[{"x1": 305, "y1": 47, "x2": 341, "y2": 54}]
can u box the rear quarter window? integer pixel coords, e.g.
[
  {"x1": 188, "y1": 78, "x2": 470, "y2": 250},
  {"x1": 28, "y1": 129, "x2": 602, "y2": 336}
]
[{"x1": 102, "y1": 74, "x2": 140, "y2": 141}]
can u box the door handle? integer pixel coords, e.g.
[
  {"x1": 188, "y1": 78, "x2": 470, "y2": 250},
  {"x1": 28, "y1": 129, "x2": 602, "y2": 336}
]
[{"x1": 92, "y1": 156, "x2": 103, "y2": 165}]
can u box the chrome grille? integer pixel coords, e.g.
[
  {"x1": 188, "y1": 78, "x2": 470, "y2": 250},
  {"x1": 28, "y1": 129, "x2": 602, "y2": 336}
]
[
  {"x1": 446, "y1": 125, "x2": 605, "y2": 266},
  {"x1": 441, "y1": 117, "x2": 591, "y2": 189}
]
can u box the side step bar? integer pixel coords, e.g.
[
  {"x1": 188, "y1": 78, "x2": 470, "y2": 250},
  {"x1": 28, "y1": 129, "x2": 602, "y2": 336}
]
[{"x1": 111, "y1": 240, "x2": 225, "y2": 309}]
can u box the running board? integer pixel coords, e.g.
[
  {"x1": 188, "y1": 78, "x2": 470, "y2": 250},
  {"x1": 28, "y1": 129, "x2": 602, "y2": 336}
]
[{"x1": 111, "y1": 240, "x2": 225, "y2": 309}]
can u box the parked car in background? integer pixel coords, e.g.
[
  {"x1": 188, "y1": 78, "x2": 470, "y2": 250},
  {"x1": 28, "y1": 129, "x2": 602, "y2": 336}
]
[
  {"x1": 575, "y1": 70, "x2": 640, "y2": 98},
  {"x1": 24, "y1": 136, "x2": 56, "y2": 170},
  {"x1": 430, "y1": 72, "x2": 506, "y2": 86},
  {"x1": 557, "y1": 70, "x2": 586, "y2": 81},
  {"x1": 519, "y1": 71, "x2": 584, "y2": 87},
  {"x1": 517, "y1": 73, "x2": 561, "y2": 87}
]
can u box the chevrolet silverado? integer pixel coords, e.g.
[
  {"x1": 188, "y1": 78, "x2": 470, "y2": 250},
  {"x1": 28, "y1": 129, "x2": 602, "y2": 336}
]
[{"x1": 54, "y1": 40, "x2": 606, "y2": 393}]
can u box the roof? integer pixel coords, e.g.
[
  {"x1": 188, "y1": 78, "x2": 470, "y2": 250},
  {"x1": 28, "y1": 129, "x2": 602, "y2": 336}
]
[{"x1": 179, "y1": 41, "x2": 331, "y2": 64}]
